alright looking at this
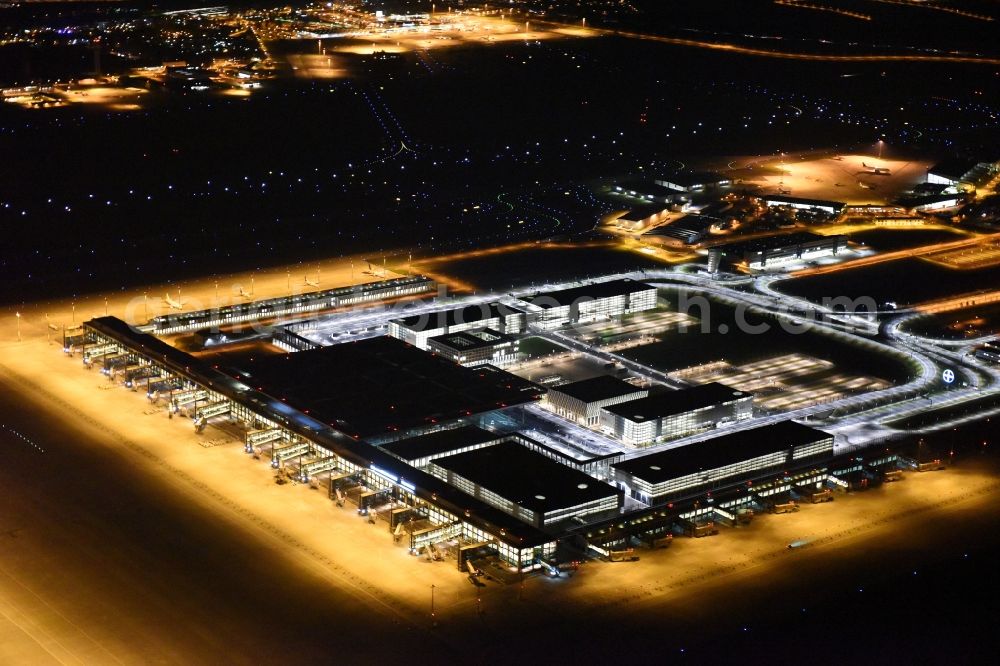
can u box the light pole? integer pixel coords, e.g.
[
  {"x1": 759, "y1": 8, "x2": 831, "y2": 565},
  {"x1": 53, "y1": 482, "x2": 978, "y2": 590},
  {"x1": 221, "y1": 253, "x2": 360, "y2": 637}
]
[
  {"x1": 15, "y1": 311, "x2": 21, "y2": 342},
  {"x1": 877, "y1": 139, "x2": 884, "y2": 160},
  {"x1": 430, "y1": 584, "x2": 436, "y2": 625}
]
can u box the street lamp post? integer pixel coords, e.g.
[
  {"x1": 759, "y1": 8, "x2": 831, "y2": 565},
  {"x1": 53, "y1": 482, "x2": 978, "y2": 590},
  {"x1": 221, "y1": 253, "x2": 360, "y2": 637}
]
[
  {"x1": 430, "y1": 584, "x2": 436, "y2": 625},
  {"x1": 16, "y1": 311, "x2": 21, "y2": 342}
]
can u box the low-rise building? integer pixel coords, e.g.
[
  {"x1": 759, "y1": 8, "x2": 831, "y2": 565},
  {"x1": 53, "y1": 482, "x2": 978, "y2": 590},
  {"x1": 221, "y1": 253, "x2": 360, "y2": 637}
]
[
  {"x1": 707, "y1": 232, "x2": 848, "y2": 272},
  {"x1": 388, "y1": 302, "x2": 526, "y2": 349},
  {"x1": 546, "y1": 375, "x2": 649, "y2": 426},
  {"x1": 610, "y1": 420, "x2": 834, "y2": 503},
  {"x1": 615, "y1": 204, "x2": 671, "y2": 231},
  {"x1": 600, "y1": 382, "x2": 752, "y2": 446},
  {"x1": 521, "y1": 279, "x2": 658, "y2": 329},
  {"x1": 655, "y1": 171, "x2": 730, "y2": 192},
  {"x1": 426, "y1": 328, "x2": 521, "y2": 368}
]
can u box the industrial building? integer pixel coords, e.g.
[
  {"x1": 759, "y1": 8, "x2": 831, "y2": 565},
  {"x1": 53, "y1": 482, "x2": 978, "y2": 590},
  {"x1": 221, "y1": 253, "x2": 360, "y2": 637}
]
[
  {"x1": 600, "y1": 382, "x2": 753, "y2": 446},
  {"x1": 388, "y1": 302, "x2": 526, "y2": 349},
  {"x1": 614, "y1": 204, "x2": 671, "y2": 231},
  {"x1": 545, "y1": 375, "x2": 649, "y2": 426},
  {"x1": 655, "y1": 171, "x2": 730, "y2": 192},
  {"x1": 643, "y1": 214, "x2": 715, "y2": 245},
  {"x1": 760, "y1": 195, "x2": 845, "y2": 216},
  {"x1": 707, "y1": 232, "x2": 848, "y2": 272},
  {"x1": 611, "y1": 179, "x2": 687, "y2": 205},
  {"x1": 926, "y1": 158, "x2": 999, "y2": 191},
  {"x1": 426, "y1": 328, "x2": 520, "y2": 368},
  {"x1": 610, "y1": 420, "x2": 834, "y2": 503},
  {"x1": 428, "y1": 440, "x2": 623, "y2": 528},
  {"x1": 895, "y1": 192, "x2": 969, "y2": 213},
  {"x1": 521, "y1": 279, "x2": 658, "y2": 329}
]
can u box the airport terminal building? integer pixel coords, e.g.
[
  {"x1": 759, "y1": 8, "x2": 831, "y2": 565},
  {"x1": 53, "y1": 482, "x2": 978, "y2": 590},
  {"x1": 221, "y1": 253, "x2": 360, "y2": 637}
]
[
  {"x1": 600, "y1": 382, "x2": 753, "y2": 446},
  {"x1": 78, "y1": 308, "x2": 851, "y2": 572}
]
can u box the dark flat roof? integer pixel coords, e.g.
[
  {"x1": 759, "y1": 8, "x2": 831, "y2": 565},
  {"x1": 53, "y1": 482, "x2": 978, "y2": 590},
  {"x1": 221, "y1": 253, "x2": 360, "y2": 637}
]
[
  {"x1": 234, "y1": 336, "x2": 542, "y2": 439},
  {"x1": 712, "y1": 232, "x2": 845, "y2": 255},
  {"x1": 619, "y1": 204, "x2": 671, "y2": 221},
  {"x1": 929, "y1": 158, "x2": 978, "y2": 181},
  {"x1": 524, "y1": 279, "x2": 655, "y2": 309},
  {"x1": 380, "y1": 425, "x2": 501, "y2": 463},
  {"x1": 659, "y1": 171, "x2": 726, "y2": 187},
  {"x1": 614, "y1": 179, "x2": 684, "y2": 197},
  {"x1": 613, "y1": 421, "x2": 832, "y2": 484},
  {"x1": 391, "y1": 302, "x2": 522, "y2": 332},
  {"x1": 549, "y1": 375, "x2": 645, "y2": 404},
  {"x1": 604, "y1": 382, "x2": 747, "y2": 423},
  {"x1": 894, "y1": 193, "x2": 966, "y2": 207},
  {"x1": 433, "y1": 440, "x2": 621, "y2": 514}
]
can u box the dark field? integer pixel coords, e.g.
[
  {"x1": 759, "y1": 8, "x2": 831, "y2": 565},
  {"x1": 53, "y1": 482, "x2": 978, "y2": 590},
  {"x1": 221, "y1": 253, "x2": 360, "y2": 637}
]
[
  {"x1": 422, "y1": 245, "x2": 669, "y2": 291},
  {"x1": 1, "y1": 29, "x2": 998, "y2": 304},
  {"x1": 848, "y1": 227, "x2": 967, "y2": 252},
  {"x1": 903, "y1": 302, "x2": 1000, "y2": 340},
  {"x1": 777, "y1": 259, "x2": 1000, "y2": 307}
]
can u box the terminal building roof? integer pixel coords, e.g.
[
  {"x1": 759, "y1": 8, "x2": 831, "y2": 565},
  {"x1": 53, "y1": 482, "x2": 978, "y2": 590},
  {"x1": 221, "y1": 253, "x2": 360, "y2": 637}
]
[
  {"x1": 548, "y1": 375, "x2": 644, "y2": 404},
  {"x1": 234, "y1": 336, "x2": 542, "y2": 439},
  {"x1": 391, "y1": 302, "x2": 523, "y2": 332},
  {"x1": 379, "y1": 425, "x2": 502, "y2": 463},
  {"x1": 603, "y1": 383, "x2": 747, "y2": 423},
  {"x1": 433, "y1": 440, "x2": 621, "y2": 514},
  {"x1": 612, "y1": 421, "x2": 832, "y2": 484},
  {"x1": 523, "y1": 278, "x2": 655, "y2": 309}
]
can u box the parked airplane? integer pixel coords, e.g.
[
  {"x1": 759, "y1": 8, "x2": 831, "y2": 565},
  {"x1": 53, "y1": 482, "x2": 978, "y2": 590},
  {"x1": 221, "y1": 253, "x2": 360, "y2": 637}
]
[
  {"x1": 862, "y1": 162, "x2": 891, "y2": 175},
  {"x1": 163, "y1": 293, "x2": 186, "y2": 310}
]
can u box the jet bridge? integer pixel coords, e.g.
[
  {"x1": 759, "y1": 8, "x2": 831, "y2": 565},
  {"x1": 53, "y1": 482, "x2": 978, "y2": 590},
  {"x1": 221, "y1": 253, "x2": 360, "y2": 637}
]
[
  {"x1": 171, "y1": 389, "x2": 208, "y2": 408},
  {"x1": 298, "y1": 456, "x2": 339, "y2": 482},
  {"x1": 82, "y1": 343, "x2": 118, "y2": 363},
  {"x1": 271, "y1": 441, "x2": 310, "y2": 467},
  {"x1": 244, "y1": 427, "x2": 286, "y2": 453},
  {"x1": 195, "y1": 401, "x2": 231, "y2": 420}
]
